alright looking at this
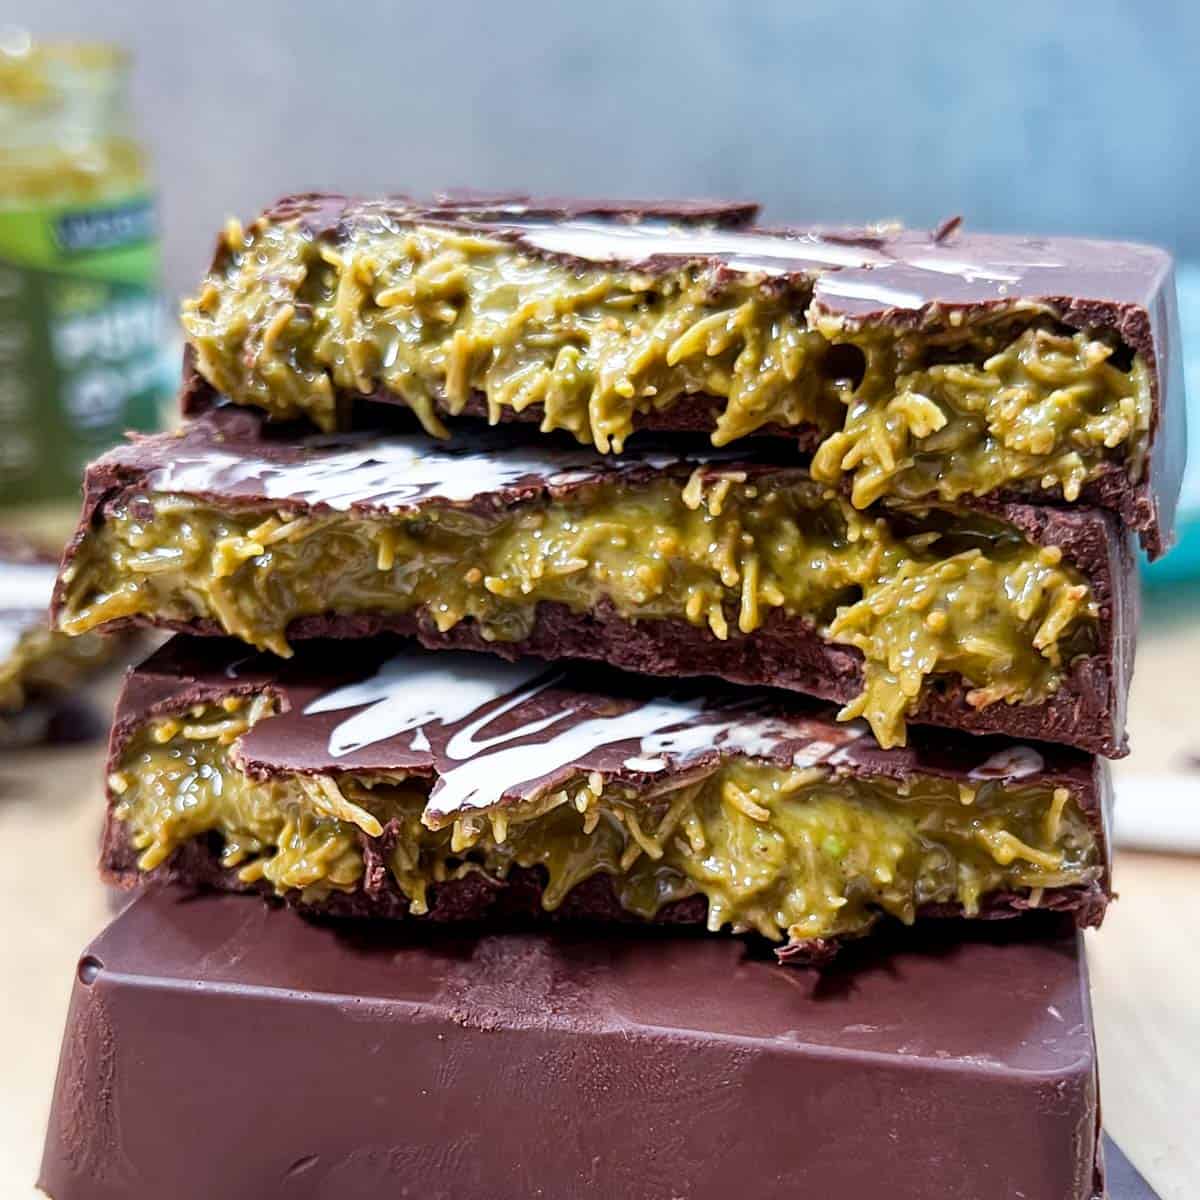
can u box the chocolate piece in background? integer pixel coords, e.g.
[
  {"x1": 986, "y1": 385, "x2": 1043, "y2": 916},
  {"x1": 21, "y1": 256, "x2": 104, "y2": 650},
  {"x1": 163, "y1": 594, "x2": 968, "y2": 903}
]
[
  {"x1": 39, "y1": 891, "x2": 1105, "y2": 1200},
  {"x1": 180, "y1": 192, "x2": 1186, "y2": 557},
  {"x1": 100, "y1": 636, "x2": 1112, "y2": 958},
  {"x1": 55, "y1": 408, "x2": 1137, "y2": 756},
  {"x1": 0, "y1": 696, "x2": 107, "y2": 749},
  {"x1": 0, "y1": 534, "x2": 62, "y2": 696},
  {"x1": 0, "y1": 534, "x2": 120, "y2": 744}
]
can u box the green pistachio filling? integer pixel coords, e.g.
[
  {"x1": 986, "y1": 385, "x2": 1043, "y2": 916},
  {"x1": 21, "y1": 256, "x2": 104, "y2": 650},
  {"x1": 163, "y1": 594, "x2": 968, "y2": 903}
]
[
  {"x1": 183, "y1": 217, "x2": 1151, "y2": 507},
  {"x1": 61, "y1": 472, "x2": 1097, "y2": 748},
  {"x1": 58, "y1": 471, "x2": 1096, "y2": 749},
  {"x1": 109, "y1": 701, "x2": 1100, "y2": 945}
]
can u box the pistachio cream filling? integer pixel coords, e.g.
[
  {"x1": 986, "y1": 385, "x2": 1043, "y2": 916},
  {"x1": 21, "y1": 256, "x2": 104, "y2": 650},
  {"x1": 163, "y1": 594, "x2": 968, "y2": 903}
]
[
  {"x1": 58, "y1": 471, "x2": 1097, "y2": 749},
  {"x1": 182, "y1": 217, "x2": 1151, "y2": 507},
  {"x1": 109, "y1": 700, "x2": 1100, "y2": 944}
]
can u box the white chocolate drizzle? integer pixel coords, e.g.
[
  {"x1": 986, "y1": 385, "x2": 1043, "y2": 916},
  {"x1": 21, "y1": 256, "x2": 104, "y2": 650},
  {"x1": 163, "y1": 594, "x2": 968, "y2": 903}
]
[
  {"x1": 968, "y1": 746, "x2": 1046, "y2": 781},
  {"x1": 499, "y1": 217, "x2": 888, "y2": 277},
  {"x1": 811, "y1": 275, "x2": 927, "y2": 310},
  {"x1": 148, "y1": 431, "x2": 696, "y2": 514},
  {"x1": 301, "y1": 650, "x2": 869, "y2": 824},
  {"x1": 304, "y1": 653, "x2": 547, "y2": 757}
]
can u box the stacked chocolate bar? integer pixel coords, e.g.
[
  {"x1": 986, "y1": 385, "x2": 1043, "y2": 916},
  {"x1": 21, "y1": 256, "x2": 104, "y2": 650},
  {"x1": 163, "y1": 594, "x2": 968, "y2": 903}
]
[{"x1": 40, "y1": 195, "x2": 1183, "y2": 1199}]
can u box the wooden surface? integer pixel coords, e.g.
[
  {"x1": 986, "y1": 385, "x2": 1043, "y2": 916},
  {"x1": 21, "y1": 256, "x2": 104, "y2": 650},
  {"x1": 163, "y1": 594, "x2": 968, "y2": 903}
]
[{"x1": 2, "y1": 591, "x2": 1198, "y2": 1199}]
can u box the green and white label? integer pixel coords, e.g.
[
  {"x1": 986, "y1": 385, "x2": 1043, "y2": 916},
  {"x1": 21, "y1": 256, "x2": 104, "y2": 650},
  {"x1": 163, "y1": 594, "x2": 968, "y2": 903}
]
[{"x1": 0, "y1": 193, "x2": 167, "y2": 506}]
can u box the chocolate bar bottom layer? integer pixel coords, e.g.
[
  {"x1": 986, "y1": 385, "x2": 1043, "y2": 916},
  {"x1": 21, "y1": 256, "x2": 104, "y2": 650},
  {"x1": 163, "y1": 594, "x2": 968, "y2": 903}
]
[{"x1": 40, "y1": 892, "x2": 1104, "y2": 1200}]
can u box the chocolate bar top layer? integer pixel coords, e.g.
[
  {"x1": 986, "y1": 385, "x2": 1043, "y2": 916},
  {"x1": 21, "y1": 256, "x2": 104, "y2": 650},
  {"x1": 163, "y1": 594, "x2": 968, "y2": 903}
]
[
  {"x1": 181, "y1": 192, "x2": 1186, "y2": 555},
  {"x1": 57, "y1": 408, "x2": 1134, "y2": 755},
  {"x1": 39, "y1": 891, "x2": 1104, "y2": 1200},
  {"x1": 101, "y1": 636, "x2": 1111, "y2": 956}
]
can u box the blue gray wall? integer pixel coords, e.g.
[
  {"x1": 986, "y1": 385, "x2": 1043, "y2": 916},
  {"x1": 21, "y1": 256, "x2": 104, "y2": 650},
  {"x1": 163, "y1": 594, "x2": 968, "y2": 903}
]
[{"x1": 28, "y1": 0, "x2": 1200, "y2": 296}]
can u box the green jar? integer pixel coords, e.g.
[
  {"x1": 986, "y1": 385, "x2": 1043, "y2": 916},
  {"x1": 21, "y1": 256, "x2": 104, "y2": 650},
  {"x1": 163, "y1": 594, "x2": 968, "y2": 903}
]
[{"x1": 0, "y1": 34, "x2": 168, "y2": 537}]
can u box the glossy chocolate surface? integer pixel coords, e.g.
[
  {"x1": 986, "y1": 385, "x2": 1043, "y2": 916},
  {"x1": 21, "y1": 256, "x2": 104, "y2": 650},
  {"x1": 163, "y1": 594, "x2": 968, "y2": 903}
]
[{"x1": 40, "y1": 891, "x2": 1105, "y2": 1200}]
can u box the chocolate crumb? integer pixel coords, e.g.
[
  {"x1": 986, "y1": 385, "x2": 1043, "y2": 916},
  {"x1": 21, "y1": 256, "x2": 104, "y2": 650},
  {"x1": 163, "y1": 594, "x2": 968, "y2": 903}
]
[{"x1": 932, "y1": 215, "x2": 964, "y2": 244}]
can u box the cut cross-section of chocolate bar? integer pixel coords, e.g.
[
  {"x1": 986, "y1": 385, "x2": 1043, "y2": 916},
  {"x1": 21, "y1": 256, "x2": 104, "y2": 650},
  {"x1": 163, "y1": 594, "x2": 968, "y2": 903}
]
[
  {"x1": 180, "y1": 192, "x2": 1185, "y2": 555},
  {"x1": 40, "y1": 891, "x2": 1108, "y2": 1199},
  {"x1": 55, "y1": 408, "x2": 1135, "y2": 754},
  {"x1": 100, "y1": 637, "x2": 1111, "y2": 959}
]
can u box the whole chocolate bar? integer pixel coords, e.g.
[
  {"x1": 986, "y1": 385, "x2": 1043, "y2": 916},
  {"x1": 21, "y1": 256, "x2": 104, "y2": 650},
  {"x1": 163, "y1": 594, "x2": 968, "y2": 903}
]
[
  {"x1": 99, "y1": 636, "x2": 1110, "y2": 957},
  {"x1": 180, "y1": 192, "x2": 1185, "y2": 555},
  {"x1": 39, "y1": 891, "x2": 1105, "y2": 1200},
  {"x1": 54, "y1": 407, "x2": 1135, "y2": 754}
]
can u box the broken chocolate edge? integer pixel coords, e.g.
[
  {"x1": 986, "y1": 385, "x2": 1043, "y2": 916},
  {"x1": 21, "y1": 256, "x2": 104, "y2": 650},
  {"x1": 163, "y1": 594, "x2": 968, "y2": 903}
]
[
  {"x1": 53, "y1": 418, "x2": 1136, "y2": 756},
  {"x1": 96, "y1": 636, "x2": 1114, "y2": 963},
  {"x1": 177, "y1": 191, "x2": 1184, "y2": 556}
]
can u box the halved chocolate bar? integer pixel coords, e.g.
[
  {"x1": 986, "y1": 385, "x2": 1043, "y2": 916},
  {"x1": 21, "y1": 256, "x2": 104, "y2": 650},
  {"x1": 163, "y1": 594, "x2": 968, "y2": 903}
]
[
  {"x1": 40, "y1": 890, "x2": 1108, "y2": 1199},
  {"x1": 55, "y1": 408, "x2": 1135, "y2": 753},
  {"x1": 100, "y1": 637, "x2": 1111, "y2": 958},
  {"x1": 180, "y1": 192, "x2": 1185, "y2": 555}
]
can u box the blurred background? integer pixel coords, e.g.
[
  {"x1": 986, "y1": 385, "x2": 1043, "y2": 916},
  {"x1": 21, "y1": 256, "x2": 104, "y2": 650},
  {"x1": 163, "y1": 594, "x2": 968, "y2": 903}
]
[
  {"x1": 15, "y1": 1, "x2": 1198, "y2": 579},
  {"x1": 21, "y1": 0, "x2": 1200, "y2": 296}
]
